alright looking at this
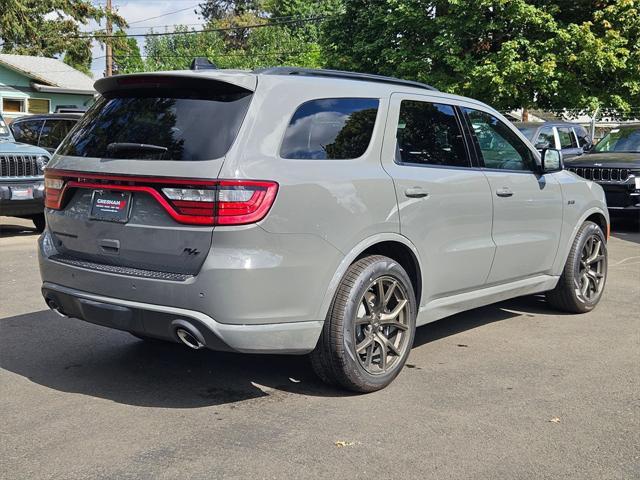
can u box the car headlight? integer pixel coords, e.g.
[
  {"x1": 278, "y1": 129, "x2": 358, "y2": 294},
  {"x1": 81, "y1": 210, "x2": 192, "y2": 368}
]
[{"x1": 36, "y1": 155, "x2": 49, "y2": 172}]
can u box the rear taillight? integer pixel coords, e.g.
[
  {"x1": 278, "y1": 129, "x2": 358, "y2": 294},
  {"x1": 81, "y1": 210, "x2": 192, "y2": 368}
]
[
  {"x1": 161, "y1": 180, "x2": 278, "y2": 225},
  {"x1": 44, "y1": 174, "x2": 65, "y2": 209},
  {"x1": 43, "y1": 170, "x2": 278, "y2": 226}
]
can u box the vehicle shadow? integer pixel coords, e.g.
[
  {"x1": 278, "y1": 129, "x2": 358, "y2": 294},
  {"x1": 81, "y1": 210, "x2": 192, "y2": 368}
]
[
  {"x1": 0, "y1": 295, "x2": 556, "y2": 408},
  {"x1": 0, "y1": 222, "x2": 39, "y2": 238}
]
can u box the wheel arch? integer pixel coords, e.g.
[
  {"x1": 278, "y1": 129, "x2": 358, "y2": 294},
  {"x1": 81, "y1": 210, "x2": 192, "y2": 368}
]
[{"x1": 318, "y1": 233, "x2": 423, "y2": 321}]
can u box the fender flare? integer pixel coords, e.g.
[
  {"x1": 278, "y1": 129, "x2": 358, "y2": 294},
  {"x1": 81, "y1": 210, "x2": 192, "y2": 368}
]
[{"x1": 316, "y1": 232, "x2": 424, "y2": 321}]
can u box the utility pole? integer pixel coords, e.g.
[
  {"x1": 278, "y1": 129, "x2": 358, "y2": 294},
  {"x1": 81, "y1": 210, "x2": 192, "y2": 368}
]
[{"x1": 105, "y1": 0, "x2": 113, "y2": 77}]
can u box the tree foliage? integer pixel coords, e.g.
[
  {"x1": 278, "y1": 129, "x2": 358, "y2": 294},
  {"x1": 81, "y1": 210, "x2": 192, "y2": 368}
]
[
  {"x1": 322, "y1": 0, "x2": 640, "y2": 112},
  {"x1": 0, "y1": 0, "x2": 125, "y2": 74}
]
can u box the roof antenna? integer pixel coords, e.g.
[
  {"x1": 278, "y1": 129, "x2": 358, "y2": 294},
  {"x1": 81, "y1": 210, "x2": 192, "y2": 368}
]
[{"x1": 190, "y1": 57, "x2": 217, "y2": 70}]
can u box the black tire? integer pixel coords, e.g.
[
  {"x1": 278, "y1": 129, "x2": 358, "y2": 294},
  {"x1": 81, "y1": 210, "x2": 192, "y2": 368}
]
[
  {"x1": 310, "y1": 255, "x2": 417, "y2": 393},
  {"x1": 546, "y1": 221, "x2": 608, "y2": 313},
  {"x1": 32, "y1": 214, "x2": 46, "y2": 233}
]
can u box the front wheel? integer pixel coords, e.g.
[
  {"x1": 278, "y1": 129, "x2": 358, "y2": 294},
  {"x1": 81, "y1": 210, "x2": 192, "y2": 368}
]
[
  {"x1": 546, "y1": 221, "x2": 608, "y2": 313},
  {"x1": 310, "y1": 255, "x2": 417, "y2": 393}
]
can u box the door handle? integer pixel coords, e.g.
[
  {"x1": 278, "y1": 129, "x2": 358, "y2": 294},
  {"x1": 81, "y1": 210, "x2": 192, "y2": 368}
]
[
  {"x1": 99, "y1": 238, "x2": 120, "y2": 254},
  {"x1": 495, "y1": 187, "x2": 514, "y2": 198},
  {"x1": 404, "y1": 187, "x2": 429, "y2": 198}
]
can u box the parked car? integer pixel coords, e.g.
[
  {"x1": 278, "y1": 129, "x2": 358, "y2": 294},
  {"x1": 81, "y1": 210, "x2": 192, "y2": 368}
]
[
  {"x1": 515, "y1": 121, "x2": 593, "y2": 159},
  {"x1": 39, "y1": 67, "x2": 609, "y2": 392},
  {"x1": 0, "y1": 113, "x2": 50, "y2": 231},
  {"x1": 565, "y1": 125, "x2": 640, "y2": 217},
  {"x1": 11, "y1": 113, "x2": 81, "y2": 153}
]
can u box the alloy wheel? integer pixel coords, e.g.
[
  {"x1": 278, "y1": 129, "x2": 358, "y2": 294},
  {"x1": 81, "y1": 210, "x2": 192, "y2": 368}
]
[
  {"x1": 353, "y1": 276, "x2": 411, "y2": 375},
  {"x1": 575, "y1": 234, "x2": 606, "y2": 302}
]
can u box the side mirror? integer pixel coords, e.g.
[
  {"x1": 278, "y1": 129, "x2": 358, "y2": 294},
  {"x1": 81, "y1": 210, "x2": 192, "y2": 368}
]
[{"x1": 540, "y1": 148, "x2": 564, "y2": 173}]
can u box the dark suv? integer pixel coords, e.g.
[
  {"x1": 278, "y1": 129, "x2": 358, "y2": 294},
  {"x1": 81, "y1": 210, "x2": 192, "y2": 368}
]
[
  {"x1": 565, "y1": 125, "x2": 640, "y2": 216},
  {"x1": 11, "y1": 114, "x2": 81, "y2": 154},
  {"x1": 515, "y1": 121, "x2": 593, "y2": 159}
]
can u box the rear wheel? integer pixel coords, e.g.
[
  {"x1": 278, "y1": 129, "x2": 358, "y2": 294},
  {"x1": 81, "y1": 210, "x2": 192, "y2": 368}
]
[
  {"x1": 546, "y1": 221, "x2": 607, "y2": 313},
  {"x1": 311, "y1": 255, "x2": 417, "y2": 393},
  {"x1": 32, "y1": 214, "x2": 45, "y2": 233}
]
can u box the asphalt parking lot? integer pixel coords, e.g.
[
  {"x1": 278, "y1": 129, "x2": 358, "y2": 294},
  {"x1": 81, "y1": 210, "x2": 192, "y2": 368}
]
[{"x1": 1, "y1": 216, "x2": 638, "y2": 480}]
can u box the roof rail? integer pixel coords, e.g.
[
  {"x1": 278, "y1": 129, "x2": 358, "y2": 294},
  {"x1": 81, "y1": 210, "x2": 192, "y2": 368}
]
[{"x1": 253, "y1": 67, "x2": 438, "y2": 91}]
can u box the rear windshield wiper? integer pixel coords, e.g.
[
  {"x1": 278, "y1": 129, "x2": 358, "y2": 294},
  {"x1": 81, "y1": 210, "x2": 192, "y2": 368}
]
[{"x1": 107, "y1": 142, "x2": 168, "y2": 155}]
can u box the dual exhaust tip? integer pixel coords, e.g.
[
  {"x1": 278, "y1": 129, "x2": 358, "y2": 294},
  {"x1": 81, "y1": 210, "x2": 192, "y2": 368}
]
[{"x1": 46, "y1": 296, "x2": 205, "y2": 350}]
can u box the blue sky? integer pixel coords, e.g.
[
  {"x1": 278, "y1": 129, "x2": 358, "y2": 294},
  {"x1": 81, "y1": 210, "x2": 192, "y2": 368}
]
[{"x1": 88, "y1": 0, "x2": 206, "y2": 78}]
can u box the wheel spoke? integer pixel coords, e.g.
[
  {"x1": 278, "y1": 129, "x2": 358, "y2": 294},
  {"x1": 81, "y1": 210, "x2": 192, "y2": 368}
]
[
  {"x1": 380, "y1": 299, "x2": 407, "y2": 322},
  {"x1": 580, "y1": 274, "x2": 589, "y2": 297},
  {"x1": 586, "y1": 240, "x2": 601, "y2": 264},
  {"x1": 376, "y1": 337, "x2": 387, "y2": 370},
  {"x1": 377, "y1": 333, "x2": 402, "y2": 356},
  {"x1": 380, "y1": 319, "x2": 408, "y2": 331},
  {"x1": 355, "y1": 315, "x2": 372, "y2": 325},
  {"x1": 362, "y1": 292, "x2": 375, "y2": 316},
  {"x1": 375, "y1": 280, "x2": 385, "y2": 308},
  {"x1": 383, "y1": 280, "x2": 397, "y2": 306},
  {"x1": 364, "y1": 344, "x2": 373, "y2": 368},
  {"x1": 356, "y1": 335, "x2": 374, "y2": 353}
]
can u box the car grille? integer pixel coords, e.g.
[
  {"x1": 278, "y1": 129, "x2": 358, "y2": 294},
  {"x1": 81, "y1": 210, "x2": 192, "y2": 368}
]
[
  {"x1": 0, "y1": 155, "x2": 41, "y2": 178},
  {"x1": 566, "y1": 167, "x2": 631, "y2": 182}
]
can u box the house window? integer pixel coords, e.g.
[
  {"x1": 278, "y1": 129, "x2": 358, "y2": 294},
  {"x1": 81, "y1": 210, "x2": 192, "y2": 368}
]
[
  {"x1": 28, "y1": 98, "x2": 50, "y2": 114},
  {"x1": 2, "y1": 98, "x2": 25, "y2": 113}
]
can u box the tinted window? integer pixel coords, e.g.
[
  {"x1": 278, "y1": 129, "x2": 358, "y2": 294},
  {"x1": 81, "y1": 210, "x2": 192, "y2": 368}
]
[
  {"x1": 57, "y1": 87, "x2": 252, "y2": 160},
  {"x1": 464, "y1": 108, "x2": 536, "y2": 171},
  {"x1": 574, "y1": 126, "x2": 591, "y2": 148},
  {"x1": 396, "y1": 101, "x2": 469, "y2": 167},
  {"x1": 594, "y1": 127, "x2": 640, "y2": 153},
  {"x1": 40, "y1": 119, "x2": 76, "y2": 150},
  {"x1": 558, "y1": 127, "x2": 577, "y2": 148},
  {"x1": 11, "y1": 120, "x2": 43, "y2": 146},
  {"x1": 536, "y1": 127, "x2": 555, "y2": 148},
  {"x1": 517, "y1": 126, "x2": 537, "y2": 141},
  {"x1": 280, "y1": 98, "x2": 379, "y2": 159}
]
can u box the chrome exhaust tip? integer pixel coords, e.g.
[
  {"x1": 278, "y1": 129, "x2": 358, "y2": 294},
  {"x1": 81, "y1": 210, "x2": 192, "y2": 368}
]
[{"x1": 175, "y1": 327, "x2": 204, "y2": 350}]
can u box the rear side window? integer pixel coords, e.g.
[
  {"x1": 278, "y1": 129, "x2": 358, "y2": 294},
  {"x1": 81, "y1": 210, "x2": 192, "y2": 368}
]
[
  {"x1": 280, "y1": 98, "x2": 379, "y2": 159},
  {"x1": 40, "y1": 120, "x2": 76, "y2": 150},
  {"x1": 12, "y1": 120, "x2": 43, "y2": 145},
  {"x1": 558, "y1": 127, "x2": 577, "y2": 148},
  {"x1": 536, "y1": 127, "x2": 555, "y2": 148},
  {"x1": 396, "y1": 101, "x2": 469, "y2": 167},
  {"x1": 574, "y1": 126, "x2": 591, "y2": 148},
  {"x1": 57, "y1": 86, "x2": 252, "y2": 160}
]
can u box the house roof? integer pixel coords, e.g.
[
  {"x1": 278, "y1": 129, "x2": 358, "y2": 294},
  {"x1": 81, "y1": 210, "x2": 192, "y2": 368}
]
[{"x1": 0, "y1": 54, "x2": 95, "y2": 94}]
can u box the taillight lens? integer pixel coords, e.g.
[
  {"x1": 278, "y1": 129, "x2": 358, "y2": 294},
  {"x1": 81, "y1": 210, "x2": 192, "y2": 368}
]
[
  {"x1": 44, "y1": 174, "x2": 65, "y2": 209},
  {"x1": 161, "y1": 181, "x2": 278, "y2": 225},
  {"x1": 42, "y1": 170, "x2": 278, "y2": 226}
]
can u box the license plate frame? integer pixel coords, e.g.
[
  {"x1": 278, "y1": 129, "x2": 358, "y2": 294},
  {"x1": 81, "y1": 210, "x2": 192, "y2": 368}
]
[
  {"x1": 10, "y1": 186, "x2": 34, "y2": 200},
  {"x1": 89, "y1": 190, "x2": 133, "y2": 224}
]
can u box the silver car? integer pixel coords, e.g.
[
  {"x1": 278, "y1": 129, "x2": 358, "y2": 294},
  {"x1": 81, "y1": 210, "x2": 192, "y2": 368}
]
[{"x1": 38, "y1": 67, "x2": 609, "y2": 392}]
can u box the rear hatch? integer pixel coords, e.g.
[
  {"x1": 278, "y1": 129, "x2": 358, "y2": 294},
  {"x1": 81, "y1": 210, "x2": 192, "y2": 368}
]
[{"x1": 44, "y1": 73, "x2": 256, "y2": 276}]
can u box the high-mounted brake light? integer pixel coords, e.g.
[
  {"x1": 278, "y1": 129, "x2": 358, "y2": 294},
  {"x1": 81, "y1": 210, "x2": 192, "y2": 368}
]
[{"x1": 44, "y1": 170, "x2": 278, "y2": 226}]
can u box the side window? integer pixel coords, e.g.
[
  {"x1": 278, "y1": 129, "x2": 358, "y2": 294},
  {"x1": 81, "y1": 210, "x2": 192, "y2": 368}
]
[
  {"x1": 40, "y1": 120, "x2": 76, "y2": 150},
  {"x1": 574, "y1": 126, "x2": 591, "y2": 148},
  {"x1": 280, "y1": 98, "x2": 379, "y2": 159},
  {"x1": 558, "y1": 127, "x2": 578, "y2": 148},
  {"x1": 11, "y1": 120, "x2": 43, "y2": 145},
  {"x1": 536, "y1": 127, "x2": 555, "y2": 148},
  {"x1": 396, "y1": 101, "x2": 469, "y2": 167},
  {"x1": 464, "y1": 108, "x2": 536, "y2": 171}
]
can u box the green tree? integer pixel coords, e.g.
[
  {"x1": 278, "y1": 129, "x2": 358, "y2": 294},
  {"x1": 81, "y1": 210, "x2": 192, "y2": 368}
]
[
  {"x1": 0, "y1": 0, "x2": 125, "y2": 73},
  {"x1": 322, "y1": 0, "x2": 640, "y2": 113},
  {"x1": 112, "y1": 30, "x2": 144, "y2": 74}
]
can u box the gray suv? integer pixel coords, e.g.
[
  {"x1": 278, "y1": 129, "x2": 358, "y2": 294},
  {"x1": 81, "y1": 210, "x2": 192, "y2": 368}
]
[{"x1": 39, "y1": 68, "x2": 610, "y2": 392}]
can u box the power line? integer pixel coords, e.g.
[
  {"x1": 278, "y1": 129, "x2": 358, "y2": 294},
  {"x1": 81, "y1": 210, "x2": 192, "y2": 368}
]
[
  {"x1": 69, "y1": 15, "x2": 330, "y2": 39},
  {"x1": 128, "y1": 5, "x2": 200, "y2": 25}
]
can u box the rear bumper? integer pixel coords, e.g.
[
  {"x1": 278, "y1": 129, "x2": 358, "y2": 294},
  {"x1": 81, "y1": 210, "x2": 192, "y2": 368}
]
[{"x1": 41, "y1": 282, "x2": 323, "y2": 354}]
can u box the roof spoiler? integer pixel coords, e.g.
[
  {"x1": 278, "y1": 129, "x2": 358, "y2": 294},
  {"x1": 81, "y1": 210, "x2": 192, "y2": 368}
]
[{"x1": 94, "y1": 71, "x2": 256, "y2": 94}]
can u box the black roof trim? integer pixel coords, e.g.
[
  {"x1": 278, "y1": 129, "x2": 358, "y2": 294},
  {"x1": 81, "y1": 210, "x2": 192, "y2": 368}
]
[{"x1": 253, "y1": 67, "x2": 438, "y2": 91}]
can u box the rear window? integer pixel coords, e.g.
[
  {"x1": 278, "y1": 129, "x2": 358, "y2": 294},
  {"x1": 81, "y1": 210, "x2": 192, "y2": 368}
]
[
  {"x1": 57, "y1": 87, "x2": 252, "y2": 160},
  {"x1": 280, "y1": 98, "x2": 379, "y2": 160}
]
